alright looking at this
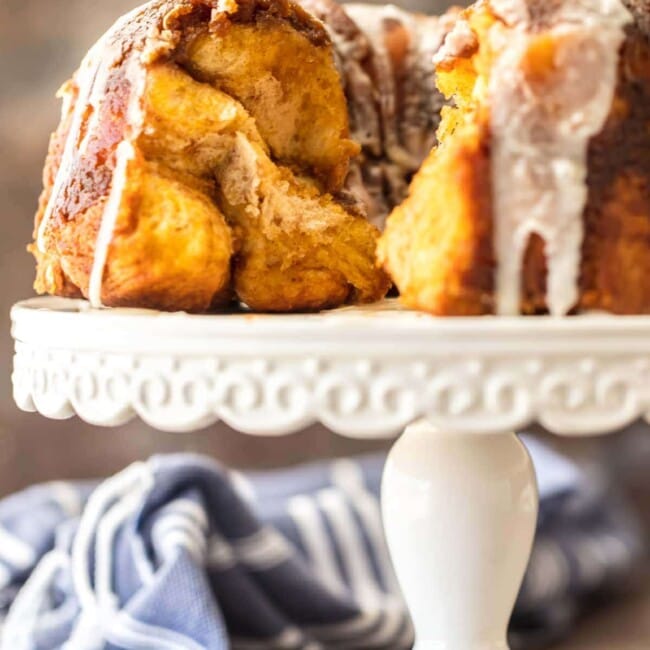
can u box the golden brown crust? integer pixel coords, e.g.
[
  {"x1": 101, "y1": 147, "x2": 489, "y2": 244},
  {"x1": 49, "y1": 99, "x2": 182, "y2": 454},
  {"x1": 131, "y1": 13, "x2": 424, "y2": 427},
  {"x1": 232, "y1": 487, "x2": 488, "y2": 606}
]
[
  {"x1": 380, "y1": 1, "x2": 650, "y2": 316},
  {"x1": 578, "y1": 24, "x2": 650, "y2": 314},
  {"x1": 378, "y1": 115, "x2": 495, "y2": 316},
  {"x1": 33, "y1": 0, "x2": 388, "y2": 313},
  {"x1": 35, "y1": 0, "x2": 337, "y2": 231}
]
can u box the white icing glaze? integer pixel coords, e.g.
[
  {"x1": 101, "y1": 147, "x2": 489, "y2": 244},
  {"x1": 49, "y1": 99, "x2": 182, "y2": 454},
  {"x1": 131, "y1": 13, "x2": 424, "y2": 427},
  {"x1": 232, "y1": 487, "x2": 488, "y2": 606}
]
[
  {"x1": 38, "y1": 5, "x2": 149, "y2": 308},
  {"x1": 433, "y1": 17, "x2": 476, "y2": 66},
  {"x1": 88, "y1": 140, "x2": 136, "y2": 307},
  {"x1": 418, "y1": 8, "x2": 459, "y2": 56},
  {"x1": 37, "y1": 5, "x2": 147, "y2": 256},
  {"x1": 489, "y1": 0, "x2": 528, "y2": 26},
  {"x1": 88, "y1": 52, "x2": 147, "y2": 309},
  {"x1": 489, "y1": 0, "x2": 631, "y2": 315},
  {"x1": 36, "y1": 40, "x2": 104, "y2": 253}
]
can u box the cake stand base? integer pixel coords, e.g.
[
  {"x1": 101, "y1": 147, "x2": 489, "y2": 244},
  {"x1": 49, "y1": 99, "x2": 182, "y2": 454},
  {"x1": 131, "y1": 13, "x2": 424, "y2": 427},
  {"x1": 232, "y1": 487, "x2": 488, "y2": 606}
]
[
  {"x1": 383, "y1": 422, "x2": 538, "y2": 650},
  {"x1": 11, "y1": 297, "x2": 650, "y2": 649}
]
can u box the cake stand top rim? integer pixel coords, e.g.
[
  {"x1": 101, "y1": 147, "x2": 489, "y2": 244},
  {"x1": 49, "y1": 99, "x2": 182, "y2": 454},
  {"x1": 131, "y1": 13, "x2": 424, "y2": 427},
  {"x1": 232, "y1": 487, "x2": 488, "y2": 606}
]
[
  {"x1": 12, "y1": 296, "x2": 650, "y2": 358},
  {"x1": 12, "y1": 296, "x2": 650, "y2": 337}
]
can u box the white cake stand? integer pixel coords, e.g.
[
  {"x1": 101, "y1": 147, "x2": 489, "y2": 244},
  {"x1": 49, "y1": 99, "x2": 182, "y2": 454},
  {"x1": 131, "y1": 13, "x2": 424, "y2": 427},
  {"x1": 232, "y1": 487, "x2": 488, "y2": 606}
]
[{"x1": 11, "y1": 296, "x2": 650, "y2": 650}]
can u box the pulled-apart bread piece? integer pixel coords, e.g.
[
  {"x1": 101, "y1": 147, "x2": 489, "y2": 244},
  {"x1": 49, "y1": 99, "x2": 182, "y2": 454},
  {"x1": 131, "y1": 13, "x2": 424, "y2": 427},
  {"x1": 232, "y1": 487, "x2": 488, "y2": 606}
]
[
  {"x1": 32, "y1": 0, "x2": 391, "y2": 313},
  {"x1": 379, "y1": 0, "x2": 650, "y2": 315}
]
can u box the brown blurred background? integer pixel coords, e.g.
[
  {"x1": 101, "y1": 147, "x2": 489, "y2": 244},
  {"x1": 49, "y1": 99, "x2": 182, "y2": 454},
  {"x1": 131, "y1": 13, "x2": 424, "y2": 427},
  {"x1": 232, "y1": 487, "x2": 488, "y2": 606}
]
[{"x1": 0, "y1": 1, "x2": 648, "y2": 647}]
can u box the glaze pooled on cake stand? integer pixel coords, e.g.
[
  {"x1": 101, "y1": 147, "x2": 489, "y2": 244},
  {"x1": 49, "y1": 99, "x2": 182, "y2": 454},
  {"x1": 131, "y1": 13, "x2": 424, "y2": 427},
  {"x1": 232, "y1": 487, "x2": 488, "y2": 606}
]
[{"x1": 12, "y1": 297, "x2": 650, "y2": 649}]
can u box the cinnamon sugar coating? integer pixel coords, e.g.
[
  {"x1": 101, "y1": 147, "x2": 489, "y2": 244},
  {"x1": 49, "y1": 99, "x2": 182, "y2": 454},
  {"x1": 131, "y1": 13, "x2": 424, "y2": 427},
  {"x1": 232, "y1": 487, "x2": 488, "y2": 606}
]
[{"x1": 32, "y1": 0, "x2": 391, "y2": 312}]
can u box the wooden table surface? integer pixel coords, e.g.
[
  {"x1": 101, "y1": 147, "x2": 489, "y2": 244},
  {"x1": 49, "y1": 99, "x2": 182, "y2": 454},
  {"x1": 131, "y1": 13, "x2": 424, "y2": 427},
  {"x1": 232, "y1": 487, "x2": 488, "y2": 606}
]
[{"x1": 550, "y1": 586, "x2": 650, "y2": 650}]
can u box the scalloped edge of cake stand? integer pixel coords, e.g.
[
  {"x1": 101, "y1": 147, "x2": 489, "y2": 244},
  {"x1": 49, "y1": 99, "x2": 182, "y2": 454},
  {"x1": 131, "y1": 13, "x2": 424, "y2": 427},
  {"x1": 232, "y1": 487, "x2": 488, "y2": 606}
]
[{"x1": 11, "y1": 296, "x2": 650, "y2": 436}]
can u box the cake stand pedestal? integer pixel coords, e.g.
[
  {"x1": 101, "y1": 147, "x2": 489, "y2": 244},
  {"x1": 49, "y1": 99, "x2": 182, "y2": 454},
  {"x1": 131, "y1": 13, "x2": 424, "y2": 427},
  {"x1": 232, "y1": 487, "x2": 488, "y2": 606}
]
[{"x1": 11, "y1": 297, "x2": 650, "y2": 650}]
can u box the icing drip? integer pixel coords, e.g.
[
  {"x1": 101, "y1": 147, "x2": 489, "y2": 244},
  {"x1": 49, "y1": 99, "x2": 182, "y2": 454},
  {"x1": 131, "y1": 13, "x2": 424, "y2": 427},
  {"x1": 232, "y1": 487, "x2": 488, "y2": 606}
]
[
  {"x1": 38, "y1": 5, "x2": 148, "y2": 307},
  {"x1": 36, "y1": 42, "x2": 104, "y2": 254},
  {"x1": 87, "y1": 55, "x2": 146, "y2": 308},
  {"x1": 36, "y1": 6, "x2": 146, "y2": 256},
  {"x1": 433, "y1": 17, "x2": 477, "y2": 66},
  {"x1": 88, "y1": 140, "x2": 136, "y2": 308},
  {"x1": 489, "y1": 0, "x2": 631, "y2": 315}
]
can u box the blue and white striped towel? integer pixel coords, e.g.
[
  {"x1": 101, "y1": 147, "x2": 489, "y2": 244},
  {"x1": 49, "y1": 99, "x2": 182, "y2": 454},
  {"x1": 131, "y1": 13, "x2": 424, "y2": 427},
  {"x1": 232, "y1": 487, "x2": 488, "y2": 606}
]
[{"x1": 0, "y1": 438, "x2": 643, "y2": 649}]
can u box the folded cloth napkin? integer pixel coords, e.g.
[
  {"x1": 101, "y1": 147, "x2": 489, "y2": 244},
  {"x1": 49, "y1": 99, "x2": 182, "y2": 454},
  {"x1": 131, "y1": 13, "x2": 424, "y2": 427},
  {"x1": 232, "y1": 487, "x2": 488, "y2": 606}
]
[{"x1": 0, "y1": 438, "x2": 643, "y2": 650}]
